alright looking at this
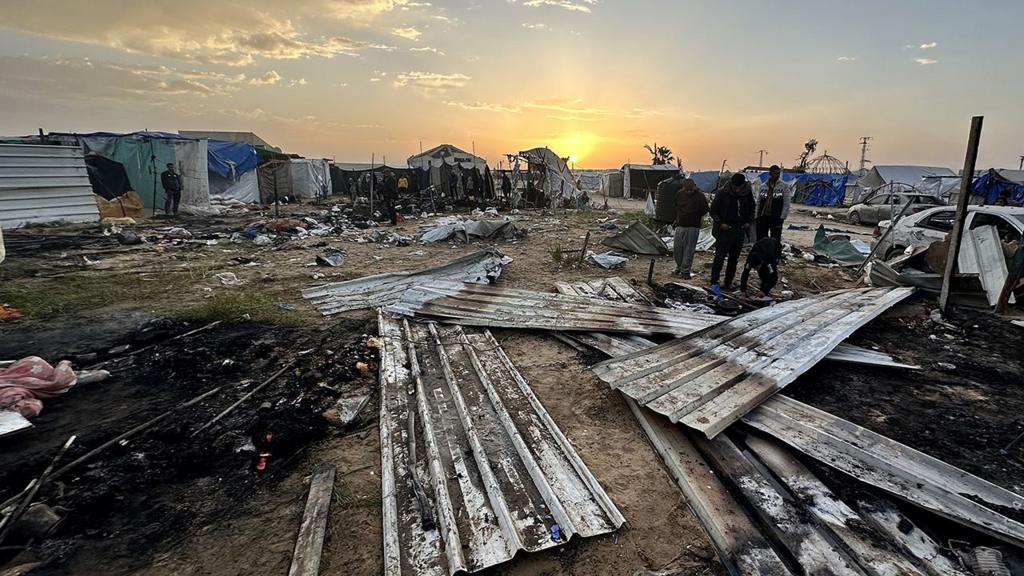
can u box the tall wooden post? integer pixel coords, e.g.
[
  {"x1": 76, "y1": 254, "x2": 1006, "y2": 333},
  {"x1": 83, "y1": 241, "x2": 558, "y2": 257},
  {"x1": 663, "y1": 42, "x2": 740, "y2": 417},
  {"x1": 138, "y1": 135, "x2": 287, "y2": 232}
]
[{"x1": 939, "y1": 116, "x2": 984, "y2": 313}]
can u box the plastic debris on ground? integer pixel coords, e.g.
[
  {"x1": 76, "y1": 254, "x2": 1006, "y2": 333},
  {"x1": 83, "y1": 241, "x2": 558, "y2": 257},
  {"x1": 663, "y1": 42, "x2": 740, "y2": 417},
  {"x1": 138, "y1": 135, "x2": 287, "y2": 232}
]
[
  {"x1": 600, "y1": 221, "x2": 669, "y2": 255},
  {"x1": 214, "y1": 272, "x2": 244, "y2": 286},
  {"x1": 812, "y1": 224, "x2": 869, "y2": 265},
  {"x1": 316, "y1": 250, "x2": 346, "y2": 267},
  {"x1": 0, "y1": 305, "x2": 25, "y2": 322},
  {"x1": 419, "y1": 218, "x2": 526, "y2": 243},
  {"x1": 665, "y1": 300, "x2": 718, "y2": 314},
  {"x1": 587, "y1": 251, "x2": 629, "y2": 269}
]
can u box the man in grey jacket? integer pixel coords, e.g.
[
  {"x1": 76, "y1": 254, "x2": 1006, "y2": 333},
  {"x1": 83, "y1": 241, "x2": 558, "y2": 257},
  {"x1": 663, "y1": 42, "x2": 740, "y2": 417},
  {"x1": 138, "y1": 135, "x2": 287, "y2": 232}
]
[{"x1": 753, "y1": 165, "x2": 791, "y2": 256}]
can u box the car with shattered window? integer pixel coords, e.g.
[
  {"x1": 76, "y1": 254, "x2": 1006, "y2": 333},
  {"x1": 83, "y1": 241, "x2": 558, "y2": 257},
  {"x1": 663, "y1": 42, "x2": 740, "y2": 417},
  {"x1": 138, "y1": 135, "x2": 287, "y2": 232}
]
[{"x1": 874, "y1": 205, "x2": 1024, "y2": 260}]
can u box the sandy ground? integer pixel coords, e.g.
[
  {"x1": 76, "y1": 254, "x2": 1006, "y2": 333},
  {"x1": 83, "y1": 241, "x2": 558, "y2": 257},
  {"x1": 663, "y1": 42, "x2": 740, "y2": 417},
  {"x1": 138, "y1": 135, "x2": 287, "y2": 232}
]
[{"x1": 1, "y1": 195, "x2": 1015, "y2": 576}]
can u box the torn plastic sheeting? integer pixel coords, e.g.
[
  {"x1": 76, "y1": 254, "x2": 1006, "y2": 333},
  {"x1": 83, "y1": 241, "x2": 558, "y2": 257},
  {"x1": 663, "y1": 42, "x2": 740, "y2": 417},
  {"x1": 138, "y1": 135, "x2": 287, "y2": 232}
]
[
  {"x1": 587, "y1": 252, "x2": 629, "y2": 269},
  {"x1": 813, "y1": 224, "x2": 868, "y2": 265},
  {"x1": 600, "y1": 221, "x2": 669, "y2": 256},
  {"x1": 420, "y1": 219, "x2": 525, "y2": 243},
  {"x1": 302, "y1": 250, "x2": 512, "y2": 315}
]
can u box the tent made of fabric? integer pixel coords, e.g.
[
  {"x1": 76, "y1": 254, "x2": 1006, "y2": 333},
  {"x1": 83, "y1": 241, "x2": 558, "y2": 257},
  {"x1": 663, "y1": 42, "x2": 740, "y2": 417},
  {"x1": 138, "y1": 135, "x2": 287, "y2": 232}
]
[
  {"x1": 599, "y1": 172, "x2": 624, "y2": 198},
  {"x1": 84, "y1": 154, "x2": 133, "y2": 200},
  {"x1": 207, "y1": 139, "x2": 259, "y2": 203},
  {"x1": 407, "y1": 144, "x2": 487, "y2": 171},
  {"x1": 518, "y1": 147, "x2": 581, "y2": 204},
  {"x1": 622, "y1": 164, "x2": 679, "y2": 200},
  {"x1": 289, "y1": 158, "x2": 332, "y2": 199},
  {"x1": 970, "y1": 168, "x2": 1024, "y2": 205},
  {"x1": 179, "y1": 130, "x2": 280, "y2": 152},
  {"x1": 757, "y1": 171, "x2": 849, "y2": 207},
  {"x1": 689, "y1": 171, "x2": 722, "y2": 193},
  {"x1": 49, "y1": 132, "x2": 213, "y2": 215},
  {"x1": 858, "y1": 165, "x2": 956, "y2": 189}
]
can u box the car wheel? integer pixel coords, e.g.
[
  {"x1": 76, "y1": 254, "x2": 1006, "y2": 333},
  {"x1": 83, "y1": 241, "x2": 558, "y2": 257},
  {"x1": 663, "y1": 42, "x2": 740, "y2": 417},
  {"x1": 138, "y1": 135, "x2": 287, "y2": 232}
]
[
  {"x1": 850, "y1": 211, "x2": 861, "y2": 225},
  {"x1": 884, "y1": 246, "x2": 905, "y2": 261}
]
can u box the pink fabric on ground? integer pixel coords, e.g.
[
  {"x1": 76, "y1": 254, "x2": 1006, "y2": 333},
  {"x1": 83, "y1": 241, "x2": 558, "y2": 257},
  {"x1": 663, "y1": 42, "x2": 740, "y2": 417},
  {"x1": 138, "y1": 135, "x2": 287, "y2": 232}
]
[{"x1": 0, "y1": 357, "x2": 78, "y2": 417}]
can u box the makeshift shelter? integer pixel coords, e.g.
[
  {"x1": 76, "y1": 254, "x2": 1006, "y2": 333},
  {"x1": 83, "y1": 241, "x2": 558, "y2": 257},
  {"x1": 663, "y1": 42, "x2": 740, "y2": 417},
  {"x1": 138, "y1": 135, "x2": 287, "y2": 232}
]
[
  {"x1": 516, "y1": 147, "x2": 582, "y2": 206},
  {"x1": 0, "y1": 143, "x2": 100, "y2": 229},
  {"x1": 256, "y1": 149, "x2": 294, "y2": 205},
  {"x1": 207, "y1": 139, "x2": 259, "y2": 204},
  {"x1": 49, "y1": 132, "x2": 214, "y2": 215},
  {"x1": 599, "y1": 172, "x2": 624, "y2": 198},
  {"x1": 758, "y1": 171, "x2": 849, "y2": 207},
  {"x1": 622, "y1": 164, "x2": 679, "y2": 200},
  {"x1": 852, "y1": 165, "x2": 956, "y2": 205},
  {"x1": 969, "y1": 169, "x2": 1024, "y2": 206},
  {"x1": 85, "y1": 153, "x2": 146, "y2": 219},
  {"x1": 408, "y1": 144, "x2": 487, "y2": 199},
  {"x1": 330, "y1": 163, "x2": 416, "y2": 199},
  {"x1": 689, "y1": 171, "x2": 723, "y2": 193},
  {"x1": 289, "y1": 158, "x2": 332, "y2": 200},
  {"x1": 178, "y1": 130, "x2": 281, "y2": 152}
]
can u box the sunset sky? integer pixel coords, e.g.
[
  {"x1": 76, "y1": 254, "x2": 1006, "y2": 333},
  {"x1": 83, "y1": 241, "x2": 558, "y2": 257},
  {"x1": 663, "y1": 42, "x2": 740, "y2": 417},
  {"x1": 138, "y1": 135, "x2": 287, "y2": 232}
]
[{"x1": 1, "y1": 0, "x2": 1022, "y2": 170}]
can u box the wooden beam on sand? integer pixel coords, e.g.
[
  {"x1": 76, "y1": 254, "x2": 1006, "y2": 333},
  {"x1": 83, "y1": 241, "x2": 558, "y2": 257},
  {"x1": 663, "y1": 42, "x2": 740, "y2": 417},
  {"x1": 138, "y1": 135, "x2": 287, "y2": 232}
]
[{"x1": 288, "y1": 464, "x2": 336, "y2": 576}]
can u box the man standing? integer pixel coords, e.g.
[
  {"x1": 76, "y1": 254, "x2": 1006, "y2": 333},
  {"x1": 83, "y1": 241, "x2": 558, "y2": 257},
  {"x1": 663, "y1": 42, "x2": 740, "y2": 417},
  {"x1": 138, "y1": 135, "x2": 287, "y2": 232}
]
[
  {"x1": 740, "y1": 236, "x2": 782, "y2": 297},
  {"x1": 383, "y1": 171, "x2": 399, "y2": 225},
  {"x1": 160, "y1": 163, "x2": 182, "y2": 216},
  {"x1": 673, "y1": 178, "x2": 709, "y2": 278},
  {"x1": 501, "y1": 173, "x2": 512, "y2": 200},
  {"x1": 709, "y1": 173, "x2": 755, "y2": 295},
  {"x1": 754, "y1": 165, "x2": 791, "y2": 254}
]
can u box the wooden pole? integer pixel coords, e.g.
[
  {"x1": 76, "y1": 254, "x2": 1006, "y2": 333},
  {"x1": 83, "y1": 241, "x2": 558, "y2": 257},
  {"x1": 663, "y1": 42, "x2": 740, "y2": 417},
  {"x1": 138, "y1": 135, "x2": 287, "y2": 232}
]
[
  {"x1": 190, "y1": 361, "x2": 295, "y2": 438},
  {"x1": 578, "y1": 231, "x2": 590, "y2": 267},
  {"x1": 939, "y1": 116, "x2": 983, "y2": 313},
  {"x1": 369, "y1": 153, "x2": 375, "y2": 218},
  {"x1": 647, "y1": 257, "x2": 656, "y2": 286},
  {"x1": 0, "y1": 435, "x2": 76, "y2": 546}
]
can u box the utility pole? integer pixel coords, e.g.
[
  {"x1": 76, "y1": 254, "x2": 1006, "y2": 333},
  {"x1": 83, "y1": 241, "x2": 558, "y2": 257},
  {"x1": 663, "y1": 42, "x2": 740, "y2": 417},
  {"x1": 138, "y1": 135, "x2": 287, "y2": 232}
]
[
  {"x1": 858, "y1": 136, "x2": 872, "y2": 174},
  {"x1": 757, "y1": 149, "x2": 767, "y2": 167}
]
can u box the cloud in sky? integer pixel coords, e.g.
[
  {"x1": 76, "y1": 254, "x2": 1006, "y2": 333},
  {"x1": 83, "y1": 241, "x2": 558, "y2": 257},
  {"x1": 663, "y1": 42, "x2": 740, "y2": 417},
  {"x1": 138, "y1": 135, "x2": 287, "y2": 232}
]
[
  {"x1": 444, "y1": 100, "x2": 521, "y2": 113},
  {"x1": 0, "y1": 1, "x2": 403, "y2": 66},
  {"x1": 393, "y1": 71, "x2": 471, "y2": 91},
  {"x1": 836, "y1": 56, "x2": 856, "y2": 62},
  {"x1": 920, "y1": 41, "x2": 938, "y2": 49},
  {"x1": 249, "y1": 70, "x2": 283, "y2": 85},
  {"x1": 392, "y1": 27, "x2": 423, "y2": 41},
  {"x1": 409, "y1": 46, "x2": 445, "y2": 55},
  {"x1": 519, "y1": 0, "x2": 597, "y2": 13},
  {"x1": 914, "y1": 58, "x2": 938, "y2": 65},
  {"x1": 522, "y1": 23, "x2": 551, "y2": 30}
]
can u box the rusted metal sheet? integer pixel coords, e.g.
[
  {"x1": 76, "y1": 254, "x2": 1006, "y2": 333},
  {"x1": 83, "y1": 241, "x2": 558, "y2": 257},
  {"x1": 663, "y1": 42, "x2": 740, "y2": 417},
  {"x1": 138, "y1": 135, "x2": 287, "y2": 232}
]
[
  {"x1": 378, "y1": 312, "x2": 623, "y2": 576},
  {"x1": 302, "y1": 250, "x2": 509, "y2": 315},
  {"x1": 592, "y1": 287, "x2": 914, "y2": 438},
  {"x1": 387, "y1": 281, "x2": 726, "y2": 337},
  {"x1": 744, "y1": 395, "x2": 1024, "y2": 549}
]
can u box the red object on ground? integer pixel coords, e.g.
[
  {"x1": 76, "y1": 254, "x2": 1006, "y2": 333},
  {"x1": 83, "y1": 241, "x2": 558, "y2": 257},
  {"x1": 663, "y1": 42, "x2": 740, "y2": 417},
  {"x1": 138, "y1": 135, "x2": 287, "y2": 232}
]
[
  {"x1": 0, "y1": 305, "x2": 24, "y2": 322},
  {"x1": 0, "y1": 357, "x2": 77, "y2": 417}
]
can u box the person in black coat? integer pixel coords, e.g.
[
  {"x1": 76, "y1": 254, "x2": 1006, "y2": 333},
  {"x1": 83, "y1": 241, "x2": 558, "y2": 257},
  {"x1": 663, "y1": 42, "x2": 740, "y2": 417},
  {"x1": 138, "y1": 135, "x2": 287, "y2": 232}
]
[
  {"x1": 740, "y1": 237, "x2": 781, "y2": 296},
  {"x1": 160, "y1": 163, "x2": 183, "y2": 216},
  {"x1": 709, "y1": 173, "x2": 755, "y2": 293}
]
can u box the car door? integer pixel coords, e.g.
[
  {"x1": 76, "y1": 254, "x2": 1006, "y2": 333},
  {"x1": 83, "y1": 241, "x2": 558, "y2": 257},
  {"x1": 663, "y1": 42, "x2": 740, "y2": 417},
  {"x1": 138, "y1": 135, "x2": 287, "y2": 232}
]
[{"x1": 864, "y1": 194, "x2": 889, "y2": 224}]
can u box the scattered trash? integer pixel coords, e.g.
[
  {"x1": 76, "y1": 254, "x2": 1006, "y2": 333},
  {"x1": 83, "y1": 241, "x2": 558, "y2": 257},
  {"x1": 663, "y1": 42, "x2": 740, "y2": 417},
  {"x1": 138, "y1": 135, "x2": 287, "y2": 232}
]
[
  {"x1": 278, "y1": 303, "x2": 297, "y2": 312},
  {"x1": 316, "y1": 249, "x2": 346, "y2": 267},
  {"x1": 214, "y1": 272, "x2": 244, "y2": 286},
  {"x1": 420, "y1": 219, "x2": 526, "y2": 243},
  {"x1": 936, "y1": 362, "x2": 957, "y2": 371},
  {"x1": 254, "y1": 235, "x2": 273, "y2": 246},
  {"x1": 0, "y1": 305, "x2": 24, "y2": 322},
  {"x1": 665, "y1": 300, "x2": 718, "y2": 315},
  {"x1": 550, "y1": 524, "x2": 562, "y2": 541},
  {"x1": 587, "y1": 251, "x2": 629, "y2": 269},
  {"x1": 812, "y1": 224, "x2": 868, "y2": 265},
  {"x1": 165, "y1": 227, "x2": 193, "y2": 240},
  {"x1": 601, "y1": 222, "x2": 669, "y2": 256},
  {"x1": 0, "y1": 357, "x2": 77, "y2": 417},
  {"x1": 115, "y1": 230, "x2": 142, "y2": 245}
]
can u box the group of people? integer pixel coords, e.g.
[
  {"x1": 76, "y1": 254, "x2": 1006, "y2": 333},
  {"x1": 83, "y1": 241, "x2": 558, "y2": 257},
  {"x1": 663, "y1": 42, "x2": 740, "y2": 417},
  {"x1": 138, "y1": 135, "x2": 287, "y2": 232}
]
[{"x1": 669, "y1": 165, "x2": 792, "y2": 298}]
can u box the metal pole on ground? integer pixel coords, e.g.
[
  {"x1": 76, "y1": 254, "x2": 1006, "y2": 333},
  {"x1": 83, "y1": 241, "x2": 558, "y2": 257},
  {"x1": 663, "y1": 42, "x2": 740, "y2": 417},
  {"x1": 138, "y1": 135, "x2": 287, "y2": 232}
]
[{"x1": 939, "y1": 116, "x2": 984, "y2": 313}]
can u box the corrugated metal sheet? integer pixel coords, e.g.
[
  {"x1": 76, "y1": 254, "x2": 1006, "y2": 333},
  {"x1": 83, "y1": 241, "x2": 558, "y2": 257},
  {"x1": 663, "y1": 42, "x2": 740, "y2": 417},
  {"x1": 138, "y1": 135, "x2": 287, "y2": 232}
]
[
  {"x1": 302, "y1": 250, "x2": 509, "y2": 315},
  {"x1": 0, "y1": 144, "x2": 99, "y2": 229},
  {"x1": 592, "y1": 287, "x2": 914, "y2": 438},
  {"x1": 379, "y1": 312, "x2": 623, "y2": 575},
  {"x1": 387, "y1": 281, "x2": 726, "y2": 337},
  {"x1": 554, "y1": 276, "x2": 651, "y2": 305},
  {"x1": 744, "y1": 395, "x2": 1024, "y2": 549}
]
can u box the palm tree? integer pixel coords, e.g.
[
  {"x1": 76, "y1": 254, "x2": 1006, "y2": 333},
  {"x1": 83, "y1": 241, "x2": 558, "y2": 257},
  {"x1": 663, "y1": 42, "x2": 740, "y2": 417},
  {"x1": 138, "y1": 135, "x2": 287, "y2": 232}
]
[
  {"x1": 643, "y1": 143, "x2": 674, "y2": 165},
  {"x1": 795, "y1": 138, "x2": 818, "y2": 171}
]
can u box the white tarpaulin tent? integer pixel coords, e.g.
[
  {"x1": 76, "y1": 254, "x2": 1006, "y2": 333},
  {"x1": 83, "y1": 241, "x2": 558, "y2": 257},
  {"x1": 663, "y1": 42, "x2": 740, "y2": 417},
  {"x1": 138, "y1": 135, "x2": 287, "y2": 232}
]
[
  {"x1": 289, "y1": 158, "x2": 332, "y2": 199},
  {"x1": 407, "y1": 144, "x2": 487, "y2": 171},
  {"x1": 518, "y1": 147, "x2": 582, "y2": 203}
]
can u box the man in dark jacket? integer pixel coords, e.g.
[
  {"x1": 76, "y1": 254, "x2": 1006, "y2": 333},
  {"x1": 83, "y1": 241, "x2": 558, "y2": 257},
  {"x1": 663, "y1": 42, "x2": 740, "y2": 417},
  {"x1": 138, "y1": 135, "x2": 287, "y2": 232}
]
[
  {"x1": 673, "y1": 178, "x2": 709, "y2": 278},
  {"x1": 740, "y1": 236, "x2": 781, "y2": 296},
  {"x1": 160, "y1": 163, "x2": 183, "y2": 216},
  {"x1": 709, "y1": 173, "x2": 755, "y2": 295}
]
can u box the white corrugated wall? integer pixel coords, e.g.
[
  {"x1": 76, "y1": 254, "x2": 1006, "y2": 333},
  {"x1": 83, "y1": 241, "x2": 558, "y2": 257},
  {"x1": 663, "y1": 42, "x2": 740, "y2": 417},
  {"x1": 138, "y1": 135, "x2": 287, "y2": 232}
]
[{"x1": 0, "y1": 143, "x2": 99, "y2": 229}]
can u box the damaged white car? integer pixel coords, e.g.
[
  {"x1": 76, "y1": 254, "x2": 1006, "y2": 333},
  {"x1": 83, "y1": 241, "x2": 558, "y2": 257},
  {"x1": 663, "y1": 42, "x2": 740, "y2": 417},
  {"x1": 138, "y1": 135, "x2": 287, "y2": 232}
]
[{"x1": 874, "y1": 205, "x2": 1024, "y2": 260}]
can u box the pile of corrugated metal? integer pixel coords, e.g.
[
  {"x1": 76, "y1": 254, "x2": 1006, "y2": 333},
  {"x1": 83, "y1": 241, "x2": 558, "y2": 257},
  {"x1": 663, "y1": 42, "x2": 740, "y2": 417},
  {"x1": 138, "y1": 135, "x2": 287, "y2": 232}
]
[{"x1": 301, "y1": 253, "x2": 1024, "y2": 575}]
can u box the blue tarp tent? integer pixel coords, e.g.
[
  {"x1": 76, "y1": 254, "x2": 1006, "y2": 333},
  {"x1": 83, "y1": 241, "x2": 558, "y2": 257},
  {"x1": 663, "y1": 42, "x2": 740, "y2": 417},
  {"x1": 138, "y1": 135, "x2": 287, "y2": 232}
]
[
  {"x1": 208, "y1": 140, "x2": 258, "y2": 178},
  {"x1": 759, "y1": 171, "x2": 849, "y2": 207},
  {"x1": 971, "y1": 169, "x2": 1024, "y2": 205},
  {"x1": 690, "y1": 171, "x2": 722, "y2": 193}
]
